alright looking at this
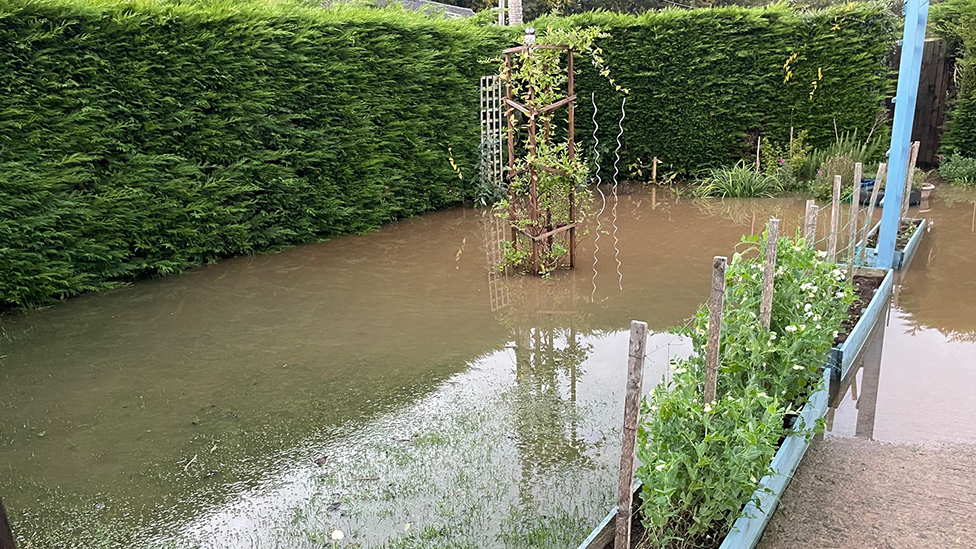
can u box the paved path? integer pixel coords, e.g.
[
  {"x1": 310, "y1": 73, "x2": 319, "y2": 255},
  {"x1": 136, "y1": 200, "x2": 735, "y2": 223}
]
[{"x1": 758, "y1": 437, "x2": 976, "y2": 549}]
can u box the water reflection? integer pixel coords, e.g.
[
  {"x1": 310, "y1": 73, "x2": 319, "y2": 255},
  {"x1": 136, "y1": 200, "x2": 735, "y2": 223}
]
[{"x1": 827, "y1": 186, "x2": 976, "y2": 445}]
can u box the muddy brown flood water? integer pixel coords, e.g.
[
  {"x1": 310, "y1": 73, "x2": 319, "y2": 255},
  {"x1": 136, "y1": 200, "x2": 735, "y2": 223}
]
[{"x1": 1, "y1": 185, "x2": 974, "y2": 548}]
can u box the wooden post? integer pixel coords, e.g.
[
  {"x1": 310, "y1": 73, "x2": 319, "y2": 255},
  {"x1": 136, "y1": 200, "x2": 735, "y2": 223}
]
[
  {"x1": 827, "y1": 175, "x2": 841, "y2": 262},
  {"x1": 614, "y1": 320, "x2": 648, "y2": 549},
  {"x1": 859, "y1": 163, "x2": 887, "y2": 266},
  {"x1": 759, "y1": 219, "x2": 779, "y2": 330},
  {"x1": 847, "y1": 162, "x2": 863, "y2": 274},
  {"x1": 803, "y1": 200, "x2": 818, "y2": 245},
  {"x1": 704, "y1": 256, "x2": 726, "y2": 405},
  {"x1": 652, "y1": 156, "x2": 658, "y2": 184},
  {"x1": 568, "y1": 50, "x2": 576, "y2": 270},
  {"x1": 901, "y1": 141, "x2": 920, "y2": 216},
  {"x1": 0, "y1": 495, "x2": 14, "y2": 549}
]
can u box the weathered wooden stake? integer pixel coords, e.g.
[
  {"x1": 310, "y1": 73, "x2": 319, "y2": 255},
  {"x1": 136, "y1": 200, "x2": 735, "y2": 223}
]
[
  {"x1": 901, "y1": 141, "x2": 920, "y2": 216},
  {"x1": 704, "y1": 256, "x2": 726, "y2": 405},
  {"x1": 827, "y1": 175, "x2": 841, "y2": 262},
  {"x1": 803, "y1": 200, "x2": 819, "y2": 245},
  {"x1": 652, "y1": 156, "x2": 658, "y2": 184},
  {"x1": 859, "y1": 163, "x2": 887, "y2": 266},
  {"x1": 847, "y1": 162, "x2": 863, "y2": 275},
  {"x1": 759, "y1": 219, "x2": 779, "y2": 330},
  {"x1": 0, "y1": 495, "x2": 14, "y2": 549},
  {"x1": 615, "y1": 320, "x2": 647, "y2": 549}
]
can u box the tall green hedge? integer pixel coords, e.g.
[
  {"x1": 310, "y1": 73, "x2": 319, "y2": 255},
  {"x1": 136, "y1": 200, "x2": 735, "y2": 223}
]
[
  {"x1": 0, "y1": 0, "x2": 506, "y2": 308},
  {"x1": 538, "y1": 3, "x2": 896, "y2": 175},
  {"x1": 0, "y1": 1, "x2": 895, "y2": 309},
  {"x1": 932, "y1": 0, "x2": 976, "y2": 157}
]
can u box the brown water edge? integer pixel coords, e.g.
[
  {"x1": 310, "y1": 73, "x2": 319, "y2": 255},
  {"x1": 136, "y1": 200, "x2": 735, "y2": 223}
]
[{"x1": 0, "y1": 186, "x2": 969, "y2": 548}]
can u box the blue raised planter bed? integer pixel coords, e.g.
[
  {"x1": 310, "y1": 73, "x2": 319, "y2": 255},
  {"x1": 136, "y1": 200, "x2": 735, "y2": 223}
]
[
  {"x1": 828, "y1": 267, "x2": 893, "y2": 381},
  {"x1": 858, "y1": 218, "x2": 926, "y2": 270},
  {"x1": 575, "y1": 370, "x2": 832, "y2": 549},
  {"x1": 576, "y1": 268, "x2": 894, "y2": 549}
]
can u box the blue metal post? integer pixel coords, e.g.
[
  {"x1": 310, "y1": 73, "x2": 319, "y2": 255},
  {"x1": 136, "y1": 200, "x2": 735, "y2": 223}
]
[{"x1": 878, "y1": 0, "x2": 929, "y2": 268}]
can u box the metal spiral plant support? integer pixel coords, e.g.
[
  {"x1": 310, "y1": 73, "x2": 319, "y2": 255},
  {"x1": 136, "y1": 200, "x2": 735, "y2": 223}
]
[
  {"x1": 611, "y1": 96, "x2": 626, "y2": 291},
  {"x1": 591, "y1": 92, "x2": 606, "y2": 302}
]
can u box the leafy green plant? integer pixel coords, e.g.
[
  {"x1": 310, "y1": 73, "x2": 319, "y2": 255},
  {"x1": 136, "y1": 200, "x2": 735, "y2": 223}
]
[
  {"x1": 635, "y1": 231, "x2": 854, "y2": 547},
  {"x1": 693, "y1": 161, "x2": 782, "y2": 198},
  {"x1": 811, "y1": 154, "x2": 857, "y2": 200},
  {"x1": 800, "y1": 131, "x2": 884, "y2": 182},
  {"x1": 939, "y1": 154, "x2": 976, "y2": 185},
  {"x1": 761, "y1": 130, "x2": 812, "y2": 180}
]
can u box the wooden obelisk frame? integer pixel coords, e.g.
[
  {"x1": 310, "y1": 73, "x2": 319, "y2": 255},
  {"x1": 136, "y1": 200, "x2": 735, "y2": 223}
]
[{"x1": 502, "y1": 43, "x2": 578, "y2": 275}]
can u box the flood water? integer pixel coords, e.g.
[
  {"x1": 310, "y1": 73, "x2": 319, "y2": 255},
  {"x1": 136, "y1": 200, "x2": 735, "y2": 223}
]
[
  {"x1": 2, "y1": 185, "x2": 974, "y2": 548},
  {"x1": 827, "y1": 185, "x2": 976, "y2": 444}
]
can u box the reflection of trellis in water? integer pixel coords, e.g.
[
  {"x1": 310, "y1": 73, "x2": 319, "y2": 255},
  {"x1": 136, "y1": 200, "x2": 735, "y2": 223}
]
[
  {"x1": 482, "y1": 211, "x2": 511, "y2": 312},
  {"x1": 479, "y1": 76, "x2": 505, "y2": 204},
  {"x1": 503, "y1": 42, "x2": 577, "y2": 274}
]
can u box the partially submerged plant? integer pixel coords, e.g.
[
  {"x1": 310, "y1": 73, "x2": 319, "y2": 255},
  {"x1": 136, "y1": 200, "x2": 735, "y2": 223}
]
[
  {"x1": 635, "y1": 231, "x2": 854, "y2": 547},
  {"x1": 693, "y1": 161, "x2": 782, "y2": 198},
  {"x1": 939, "y1": 153, "x2": 976, "y2": 185}
]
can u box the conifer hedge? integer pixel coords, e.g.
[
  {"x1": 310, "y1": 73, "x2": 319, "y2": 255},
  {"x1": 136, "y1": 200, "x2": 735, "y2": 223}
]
[
  {"x1": 0, "y1": 0, "x2": 895, "y2": 308},
  {"x1": 931, "y1": 0, "x2": 976, "y2": 157},
  {"x1": 542, "y1": 3, "x2": 896, "y2": 175}
]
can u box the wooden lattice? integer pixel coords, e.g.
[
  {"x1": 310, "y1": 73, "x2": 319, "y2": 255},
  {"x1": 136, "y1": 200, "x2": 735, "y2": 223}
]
[{"x1": 503, "y1": 43, "x2": 577, "y2": 275}]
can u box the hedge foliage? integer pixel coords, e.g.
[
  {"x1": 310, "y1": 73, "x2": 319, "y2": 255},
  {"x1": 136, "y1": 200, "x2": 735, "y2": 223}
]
[
  {"x1": 0, "y1": 0, "x2": 895, "y2": 308},
  {"x1": 931, "y1": 0, "x2": 976, "y2": 157},
  {"x1": 537, "y1": 3, "x2": 896, "y2": 176},
  {"x1": 0, "y1": 0, "x2": 506, "y2": 308}
]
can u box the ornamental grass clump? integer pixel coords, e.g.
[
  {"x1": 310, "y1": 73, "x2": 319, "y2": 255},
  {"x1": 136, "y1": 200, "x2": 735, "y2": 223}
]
[
  {"x1": 635, "y1": 231, "x2": 854, "y2": 548},
  {"x1": 692, "y1": 162, "x2": 782, "y2": 198}
]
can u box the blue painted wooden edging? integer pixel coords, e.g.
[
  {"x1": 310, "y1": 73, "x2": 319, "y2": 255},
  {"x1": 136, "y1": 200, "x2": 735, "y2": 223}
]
[
  {"x1": 858, "y1": 219, "x2": 926, "y2": 270},
  {"x1": 828, "y1": 268, "x2": 894, "y2": 381},
  {"x1": 717, "y1": 368, "x2": 831, "y2": 549}
]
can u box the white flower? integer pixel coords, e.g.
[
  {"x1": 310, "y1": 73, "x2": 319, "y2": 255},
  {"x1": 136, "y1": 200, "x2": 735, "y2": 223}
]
[
  {"x1": 650, "y1": 405, "x2": 659, "y2": 413},
  {"x1": 804, "y1": 303, "x2": 812, "y2": 312},
  {"x1": 813, "y1": 314, "x2": 821, "y2": 321},
  {"x1": 758, "y1": 392, "x2": 767, "y2": 398},
  {"x1": 785, "y1": 325, "x2": 798, "y2": 333},
  {"x1": 749, "y1": 311, "x2": 757, "y2": 318},
  {"x1": 816, "y1": 324, "x2": 821, "y2": 330},
  {"x1": 805, "y1": 311, "x2": 814, "y2": 318},
  {"x1": 769, "y1": 333, "x2": 777, "y2": 340},
  {"x1": 831, "y1": 269, "x2": 843, "y2": 280},
  {"x1": 833, "y1": 330, "x2": 839, "y2": 338},
  {"x1": 835, "y1": 291, "x2": 845, "y2": 298},
  {"x1": 751, "y1": 476, "x2": 758, "y2": 484},
  {"x1": 332, "y1": 530, "x2": 345, "y2": 541},
  {"x1": 817, "y1": 250, "x2": 827, "y2": 259},
  {"x1": 655, "y1": 462, "x2": 667, "y2": 471},
  {"x1": 674, "y1": 368, "x2": 687, "y2": 374},
  {"x1": 703, "y1": 403, "x2": 712, "y2": 413},
  {"x1": 799, "y1": 324, "x2": 806, "y2": 331},
  {"x1": 792, "y1": 365, "x2": 804, "y2": 370}
]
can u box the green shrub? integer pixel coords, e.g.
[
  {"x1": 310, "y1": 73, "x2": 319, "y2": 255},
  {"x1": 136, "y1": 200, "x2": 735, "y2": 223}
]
[
  {"x1": 932, "y1": 0, "x2": 976, "y2": 157},
  {"x1": 812, "y1": 154, "x2": 856, "y2": 200},
  {"x1": 939, "y1": 154, "x2": 976, "y2": 185},
  {"x1": 0, "y1": 0, "x2": 508, "y2": 308},
  {"x1": 0, "y1": 0, "x2": 897, "y2": 308},
  {"x1": 636, "y1": 232, "x2": 854, "y2": 546},
  {"x1": 693, "y1": 161, "x2": 782, "y2": 198},
  {"x1": 799, "y1": 131, "x2": 885, "y2": 181},
  {"x1": 551, "y1": 3, "x2": 897, "y2": 175}
]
